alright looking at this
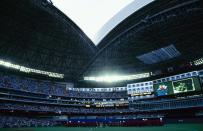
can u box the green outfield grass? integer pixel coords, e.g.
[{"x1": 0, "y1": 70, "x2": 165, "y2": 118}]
[{"x1": 1, "y1": 124, "x2": 203, "y2": 131}]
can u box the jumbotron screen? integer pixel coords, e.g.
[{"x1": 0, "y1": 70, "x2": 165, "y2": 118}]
[
  {"x1": 154, "y1": 77, "x2": 201, "y2": 96},
  {"x1": 153, "y1": 81, "x2": 173, "y2": 96},
  {"x1": 173, "y1": 77, "x2": 201, "y2": 93}
]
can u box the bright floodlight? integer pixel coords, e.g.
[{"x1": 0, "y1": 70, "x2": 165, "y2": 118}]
[
  {"x1": 0, "y1": 59, "x2": 64, "y2": 78},
  {"x1": 84, "y1": 73, "x2": 150, "y2": 83},
  {"x1": 194, "y1": 57, "x2": 203, "y2": 66}
]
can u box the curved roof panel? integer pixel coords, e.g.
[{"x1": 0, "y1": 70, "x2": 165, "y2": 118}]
[
  {"x1": 0, "y1": 0, "x2": 97, "y2": 80},
  {"x1": 96, "y1": 0, "x2": 154, "y2": 45},
  {"x1": 83, "y1": 0, "x2": 203, "y2": 77}
]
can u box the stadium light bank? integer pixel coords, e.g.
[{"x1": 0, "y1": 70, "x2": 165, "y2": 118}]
[
  {"x1": 84, "y1": 73, "x2": 150, "y2": 83},
  {"x1": 0, "y1": 59, "x2": 64, "y2": 78}
]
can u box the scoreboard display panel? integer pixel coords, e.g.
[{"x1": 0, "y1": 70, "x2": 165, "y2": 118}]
[
  {"x1": 153, "y1": 81, "x2": 174, "y2": 96},
  {"x1": 172, "y1": 77, "x2": 201, "y2": 94},
  {"x1": 154, "y1": 77, "x2": 201, "y2": 96}
]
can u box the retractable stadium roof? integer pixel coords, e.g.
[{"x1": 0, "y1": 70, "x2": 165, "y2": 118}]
[
  {"x1": 1, "y1": 0, "x2": 203, "y2": 82},
  {"x1": 0, "y1": 0, "x2": 97, "y2": 80},
  {"x1": 83, "y1": 0, "x2": 203, "y2": 78}
]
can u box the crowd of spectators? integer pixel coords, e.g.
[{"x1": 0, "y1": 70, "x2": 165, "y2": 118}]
[
  {"x1": 0, "y1": 116, "x2": 58, "y2": 128},
  {"x1": 0, "y1": 115, "x2": 164, "y2": 128},
  {"x1": 0, "y1": 74, "x2": 66, "y2": 96},
  {"x1": 67, "y1": 91, "x2": 127, "y2": 99},
  {"x1": 0, "y1": 103, "x2": 130, "y2": 114},
  {"x1": 1, "y1": 95, "x2": 203, "y2": 114},
  {"x1": 0, "y1": 74, "x2": 127, "y2": 99},
  {"x1": 130, "y1": 97, "x2": 203, "y2": 111}
]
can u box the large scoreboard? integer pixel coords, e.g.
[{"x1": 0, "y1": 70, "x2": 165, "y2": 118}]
[
  {"x1": 127, "y1": 71, "x2": 201, "y2": 100},
  {"x1": 154, "y1": 77, "x2": 201, "y2": 96}
]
